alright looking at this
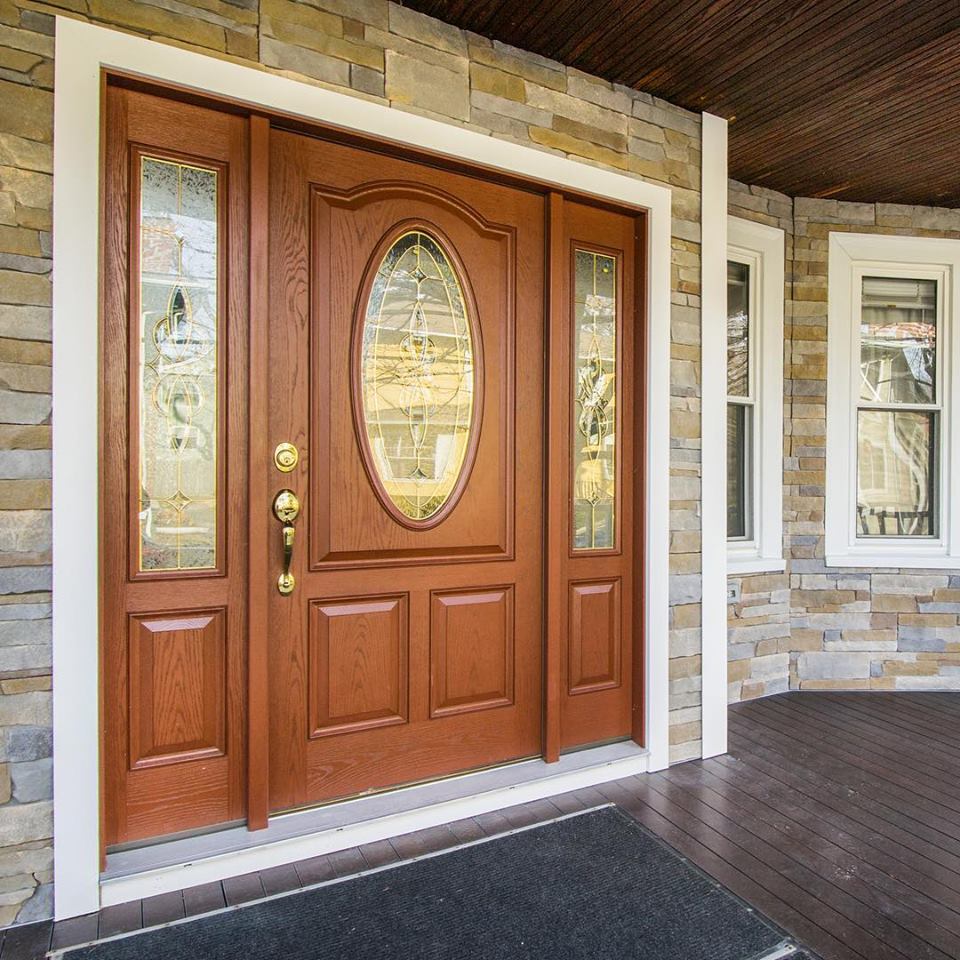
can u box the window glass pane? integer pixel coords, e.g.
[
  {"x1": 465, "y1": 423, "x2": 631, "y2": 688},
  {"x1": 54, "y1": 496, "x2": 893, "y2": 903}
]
[
  {"x1": 139, "y1": 157, "x2": 219, "y2": 571},
  {"x1": 360, "y1": 230, "x2": 475, "y2": 522},
  {"x1": 727, "y1": 404, "x2": 749, "y2": 539},
  {"x1": 860, "y1": 277, "x2": 937, "y2": 404},
  {"x1": 573, "y1": 249, "x2": 617, "y2": 551},
  {"x1": 857, "y1": 409, "x2": 935, "y2": 537},
  {"x1": 727, "y1": 261, "x2": 750, "y2": 397}
]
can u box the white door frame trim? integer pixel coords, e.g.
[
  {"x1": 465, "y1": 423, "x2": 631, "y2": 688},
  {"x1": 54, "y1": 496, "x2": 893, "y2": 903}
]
[{"x1": 53, "y1": 17, "x2": 675, "y2": 919}]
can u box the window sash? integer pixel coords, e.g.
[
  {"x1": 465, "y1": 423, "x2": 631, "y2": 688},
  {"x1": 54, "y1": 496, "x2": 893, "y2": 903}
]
[
  {"x1": 727, "y1": 402, "x2": 752, "y2": 541},
  {"x1": 853, "y1": 271, "x2": 944, "y2": 541},
  {"x1": 727, "y1": 253, "x2": 757, "y2": 546}
]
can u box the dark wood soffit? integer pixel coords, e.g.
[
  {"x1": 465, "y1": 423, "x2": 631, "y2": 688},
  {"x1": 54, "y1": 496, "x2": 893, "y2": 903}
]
[{"x1": 402, "y1": 0, "x2": 960, "y2": 207}]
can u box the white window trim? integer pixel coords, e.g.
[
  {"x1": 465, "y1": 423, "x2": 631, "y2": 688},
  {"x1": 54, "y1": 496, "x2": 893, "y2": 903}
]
[
  {"x1": 826, "y1": 232, "x2": 960, "y2": 568},
  {"x1": 726, "y1": 217, "x2": 785, "y2": 574}
]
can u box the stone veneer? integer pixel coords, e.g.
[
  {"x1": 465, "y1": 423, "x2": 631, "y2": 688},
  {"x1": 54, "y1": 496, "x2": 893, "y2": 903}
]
[
  {"x1": 725, "y1": 181, "x2": 793, "y2": 703},
  {"x1": 0, "y1": 0, "x2": 706, "y2": 923},
  {"x1": 728, "y1": 178, "x2": 960, "y2": 701}
]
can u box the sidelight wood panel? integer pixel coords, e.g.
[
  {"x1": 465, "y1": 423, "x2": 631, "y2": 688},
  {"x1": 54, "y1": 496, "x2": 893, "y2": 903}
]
[
  {"x1": 101, "y1": 85, "x2": 249, "y2": 845},
  {"x1": 568, "y1": 580, "x2": 621, "y2": 695},
  {"x1": 128, "y1": 610, "x2": 226, "y2": 769}
]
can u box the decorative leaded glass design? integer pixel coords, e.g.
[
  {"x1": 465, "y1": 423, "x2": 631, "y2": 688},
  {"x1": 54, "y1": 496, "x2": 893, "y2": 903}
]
[
  {"x1": 138, "y1": 156, "x2": 219, "y2": 571},
  {"x1": 359, "y1": 230, "x2": 475, "y2": 523},
  {"x1": 572, "y1": 249, "x2": 617, "y2": 550}
]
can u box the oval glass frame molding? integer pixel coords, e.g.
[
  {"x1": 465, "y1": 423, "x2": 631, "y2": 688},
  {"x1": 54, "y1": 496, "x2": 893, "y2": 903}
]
[{"x1": 353, "y1": 224, "x2": 483, "y2": 529}]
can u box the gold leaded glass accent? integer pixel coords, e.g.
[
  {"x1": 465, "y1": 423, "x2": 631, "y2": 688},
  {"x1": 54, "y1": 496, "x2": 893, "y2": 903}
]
[
  {"x1": 573, "y1": 249, "x2": 617, "y2": 550},
  {"x1": 360, "y1": 230, "x2": 475, "y2": 523},
  {"x1": 138, "y1": 156, "x2": 219, "y2": 571}
]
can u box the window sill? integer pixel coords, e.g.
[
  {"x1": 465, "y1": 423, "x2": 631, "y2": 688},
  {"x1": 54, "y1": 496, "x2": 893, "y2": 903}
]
[
  {"x1": 825, "y1": 552, "x2": 960, "y2": 570},
  {"x1": 727, "y1": 555, "x2": 786, "y2": 575}
]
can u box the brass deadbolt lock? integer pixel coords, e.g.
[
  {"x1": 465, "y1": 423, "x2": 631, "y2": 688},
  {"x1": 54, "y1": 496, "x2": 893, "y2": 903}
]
[{"x1": 274, "y1": 442, "x2": 299, "y2": 473}]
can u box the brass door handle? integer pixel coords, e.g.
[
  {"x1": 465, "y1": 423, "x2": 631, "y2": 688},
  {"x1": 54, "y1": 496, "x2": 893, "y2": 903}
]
[{"x1": 273, "y1": 489, "x2": 300, "y2": 595}]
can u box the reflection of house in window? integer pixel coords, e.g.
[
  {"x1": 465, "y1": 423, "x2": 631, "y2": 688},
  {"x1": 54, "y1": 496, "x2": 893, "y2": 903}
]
[{"x1": 856, "y1": 277, "x2": 937, "y2": 537}]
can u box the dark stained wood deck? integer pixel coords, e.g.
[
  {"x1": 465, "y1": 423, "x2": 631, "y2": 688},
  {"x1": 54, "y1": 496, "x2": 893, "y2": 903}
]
[{"x1": 6, "y1": 692, "x2": 959, "y2": 959}]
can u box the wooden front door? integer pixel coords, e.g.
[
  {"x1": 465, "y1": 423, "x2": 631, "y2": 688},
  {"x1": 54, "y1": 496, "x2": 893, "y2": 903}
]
[
  {"x1": 265, "y1": 129, "x2": 546, "y2": 811},
  {"x1": 101, "y1": 86, "x2": 644, "y2": 848}
]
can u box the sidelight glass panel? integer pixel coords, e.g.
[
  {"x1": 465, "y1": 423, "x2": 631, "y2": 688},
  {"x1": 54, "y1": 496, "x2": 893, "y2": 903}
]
[
  {"x1": 860, "y1": 277, "x2": 937, "y2": 404},
  {"x1": 138, "y1": 156, "x2": 219, "y2": 571},
  {"x1": 572, "y1": 249, "x2": 617, "y2": 551},
  {"x1": 359, "y1": 230, "x2": 475, "y2": 522},
  {"x1": 857, "y1": 409, "x2": 936, "y2": 537},
  {"x1": 727, "y1": 261, "x2": 750, "y2": 397}
]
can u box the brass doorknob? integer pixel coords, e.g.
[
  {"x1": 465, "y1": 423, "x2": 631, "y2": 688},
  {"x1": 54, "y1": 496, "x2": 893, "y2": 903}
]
[
  {"x1": 273, "y1": 488, "x2": 300, "y2": 525},
  {"x1": 273, "y1": 489, "x2": 300, "y2": 595}
]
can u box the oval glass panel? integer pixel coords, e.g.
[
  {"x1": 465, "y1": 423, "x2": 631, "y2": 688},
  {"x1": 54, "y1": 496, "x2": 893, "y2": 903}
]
[{"x1": 359, "y1": 230, "x2": 476, "y2": 523}]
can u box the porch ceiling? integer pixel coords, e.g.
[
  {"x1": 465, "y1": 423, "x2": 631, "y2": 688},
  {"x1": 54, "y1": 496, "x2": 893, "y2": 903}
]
[{"x1": 403, "y1": 0, "x2": 960, "y2": 206}]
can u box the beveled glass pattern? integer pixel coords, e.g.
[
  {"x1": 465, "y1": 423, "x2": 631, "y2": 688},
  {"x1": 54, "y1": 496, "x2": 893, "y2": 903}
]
[
  {"x1": 138, "y1": 156, "x2": 218, "y2": 571},
  {"x1": 857, "y1": 409, "x2": 935, "y2": 537},
  {"x1": 860, "y1": 277, "x2": 937, "y2": 404},
  {"x1": 573, "y1": 249, "x2": 617, "y2": 551},
  {"x1": 360, "y1": 230, "x2": 474, "y2": 522},
  {"x1": 727, "y1": 260, "x2": 750, "y2": 397}
]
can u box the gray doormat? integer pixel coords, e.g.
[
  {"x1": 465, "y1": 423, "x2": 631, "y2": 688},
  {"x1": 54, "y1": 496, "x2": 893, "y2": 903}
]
[{"x1": 60, "y1": 807, "x2": 807, "y2": 960}]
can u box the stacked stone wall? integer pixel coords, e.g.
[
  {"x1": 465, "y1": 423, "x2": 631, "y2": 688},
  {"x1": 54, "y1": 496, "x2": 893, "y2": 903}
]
[
  {"x1": 0, "y1": 0, "x2": 706, "y2": 923},
  {"x1": 728, "y1": 180, "x2": 960, "y2": 698},
  {"x1": 725, "y1": 180, "x2": 793, "y2": 702},
  {"x1": 789, "y1": 199, "x2": 960, "y2": 691}
]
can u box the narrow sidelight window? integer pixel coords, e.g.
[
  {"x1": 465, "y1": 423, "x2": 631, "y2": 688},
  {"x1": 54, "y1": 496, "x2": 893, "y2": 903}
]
[
  {"x1": 137, "y1": 156, "x2": 220, "y2": 571},
  {"x1": 726, "y1": 260, "x2": 752, "y2": 539},
  {"x1": 856, "y1": 277, "x2": 938, "y2": 537}
]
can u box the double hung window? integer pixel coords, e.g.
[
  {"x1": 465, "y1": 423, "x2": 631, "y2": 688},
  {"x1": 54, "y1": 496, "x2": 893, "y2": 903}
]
[
  {"x1": 826, "y1": 233, "x2": 959, "y2": 566},
  {"x1": 726, "y1": 218, "x2": 785, "y2": 573}
]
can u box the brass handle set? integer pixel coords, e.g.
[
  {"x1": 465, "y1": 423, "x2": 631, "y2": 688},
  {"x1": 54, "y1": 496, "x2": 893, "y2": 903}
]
[{"x1": 273, "y1": 443, "x2": 300, "y2": 596}]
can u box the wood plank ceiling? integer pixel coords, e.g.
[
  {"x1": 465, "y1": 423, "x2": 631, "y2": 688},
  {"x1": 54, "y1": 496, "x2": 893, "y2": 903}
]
[{"x1": 402, "y1": 0, "x2": 960, "y2": 206}]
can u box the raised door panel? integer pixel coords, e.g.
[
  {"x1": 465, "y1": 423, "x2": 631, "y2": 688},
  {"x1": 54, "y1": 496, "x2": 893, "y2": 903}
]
[
  {"x1": 308, "y1": 595, "x2": 409, "y2": 737},
  {"x1": 568, "y1": 580, "x2": 621, "y2": 694},
  {"x1": 128, "y1": 610, "x2": 226, "y2": 769},
  {"x1": 430, "y1": 586, "x2": 514, "y2": 716}
]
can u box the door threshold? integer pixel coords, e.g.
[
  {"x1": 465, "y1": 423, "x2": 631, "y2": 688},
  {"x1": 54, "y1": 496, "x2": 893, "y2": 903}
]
[{"x1": 100, "y1": 741, "x2": 649, "y2": 907}]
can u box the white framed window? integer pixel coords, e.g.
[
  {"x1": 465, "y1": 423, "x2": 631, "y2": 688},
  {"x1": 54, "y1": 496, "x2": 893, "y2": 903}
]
[
  {"x1": 727, "y1": 217, "x2": 785, "y2": 573},
  {"x1": 826, "y1": 232, "x2": 960, "y2": 567}
]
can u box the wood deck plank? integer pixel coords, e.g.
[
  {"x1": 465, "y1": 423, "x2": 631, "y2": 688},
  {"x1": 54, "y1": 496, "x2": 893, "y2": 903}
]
[
  {"x1": 725, "y1": 728, "x2": 960, "y2": 883},
  {"x1": 657, "y1": 766, "x2": 960, "y2": 959},
  {"x1": 731, "y1": 702, "x2": 960, "y2": 840},
  {"x1": 181, "y1": 881, "x2": 226, "y2": 917}
]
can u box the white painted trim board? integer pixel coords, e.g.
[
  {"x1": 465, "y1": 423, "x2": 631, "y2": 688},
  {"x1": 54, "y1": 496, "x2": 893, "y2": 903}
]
[{"x1": 699, "y1": 113, "x2": 729, "y2": 759}]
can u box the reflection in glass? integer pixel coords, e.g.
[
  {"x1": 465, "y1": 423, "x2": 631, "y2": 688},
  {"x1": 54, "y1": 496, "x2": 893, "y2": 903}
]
[
  {"x1": 138, "y1": 157, "x2": 218, "y2": 571},
  {"x1": 573, "y1": 250, "x2": 617, "y2": 550},
  {"x1": 360, "y1": 231, "x2": 474, "y2": 522},
  {"x1": 860, "y1": 277, "x2": 937, "y2": 404},
  {"x1": 727, "y1": 261, "x2": 749, "y2": 397},
  {"x1": 727, "y1": 404, "x2": 749, "y2": 539},
  {"x1": 857, "y1": 409, "x2": 935, "y2": 537}
]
